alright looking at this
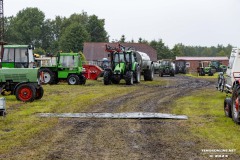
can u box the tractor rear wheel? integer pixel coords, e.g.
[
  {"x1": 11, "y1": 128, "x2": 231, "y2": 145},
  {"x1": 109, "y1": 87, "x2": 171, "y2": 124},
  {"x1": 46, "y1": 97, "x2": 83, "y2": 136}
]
[
  {"x1": 231, "y1": 87, "x2": 240, "y2": 124},
  {"x1": 67, "y1": 74, "x2": 80, "y2": 85},
  {"x1": 0, "y1": 111, "x2": 6, "y2": 116},
  {"x1": 224, "y1": 98, "x2": 232, "y2": 118},
  {"x1": 40, "y1": 68, "x2": 56, "y2": 84},
  {"x1": 126, "y1": 71, "x2": 134, "y2": 85},
  {"x1": 79, "y1": 75, "x2": 86, "y2": 85},
  {"x1": 103, "y1": 71, "x2": 111, "y2": 85},
  {"x1": 35, "y1": 86, "x2": 44, "y2": 100},
  {"x1": 16, "y1": 84, "x2": 36, "y2": 102},
  {"x1": 144, "y1": 66, "x2": 154, "y2": 81}
]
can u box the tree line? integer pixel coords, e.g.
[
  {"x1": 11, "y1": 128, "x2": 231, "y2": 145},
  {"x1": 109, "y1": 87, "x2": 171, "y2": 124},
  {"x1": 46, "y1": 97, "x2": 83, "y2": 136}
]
[
  {"x1": 4, "y1": 8, "x2": 108, "y2": 55},
  {"x1": 120, "y1": 35, "x2": 233, "y2": 60},
  {"x1": 4, "y1": 7, "x2": 233, "y2": 59}
]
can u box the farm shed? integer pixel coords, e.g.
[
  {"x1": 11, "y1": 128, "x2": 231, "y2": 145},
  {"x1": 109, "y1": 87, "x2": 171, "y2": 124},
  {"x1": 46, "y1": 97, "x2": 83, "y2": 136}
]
[
  {"x1": 175, "y1": 56, "x2": 229, "y2": 72},
  {"x1": 83, "y1": 42, "x2": 157, "y2": 62}
]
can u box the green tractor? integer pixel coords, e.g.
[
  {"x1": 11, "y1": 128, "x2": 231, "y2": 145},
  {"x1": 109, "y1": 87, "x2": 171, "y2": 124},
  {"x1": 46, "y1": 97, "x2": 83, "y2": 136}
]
[
  {"x1": 210, "y1": 60, "x2": 227, "y2": 73},
  {"x1": 159, "y1": 59, "x2": 175, "y2": 77},
  {"x1": 1, "y1": 45, "x2": 35, "y2": 68},
  {"x1": 0, "y1": 68, "x2": 44, "y2": 102},
  {"x1": 103, "y1": 44, "x2": 141, "y2": 85},
  {"x1": 0, "y1": 44, "x2": 43, "y2": 102},
  {"x1": 197, "y1": 61, "x2": 213, "y2": 76},
  {"x1": 39, "y1": 52, "x2": 86, "y2": 85}
]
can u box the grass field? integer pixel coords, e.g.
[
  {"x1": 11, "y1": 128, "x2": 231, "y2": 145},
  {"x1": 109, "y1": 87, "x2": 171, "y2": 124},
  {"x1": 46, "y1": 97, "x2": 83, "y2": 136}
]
[
  {"x1": 0, "y1": 80, "x2": 140, "y2": 154},
  {"x1": 173, "y1": 88, "x2": 240, "y2": 154},
  {"x1": 186, "y1": 72, "x2": 219, "y2": 79},
  {"x1": 0, "y1": 77, "x2": 240, "y2": 157}
]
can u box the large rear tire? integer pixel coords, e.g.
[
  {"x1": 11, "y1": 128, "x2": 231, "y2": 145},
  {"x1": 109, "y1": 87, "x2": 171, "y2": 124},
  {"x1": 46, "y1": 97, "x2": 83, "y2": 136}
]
[
  {"x1": 144, "y1": 66, "x2": 154, "y2": 81},
  {"x1": 79, "y1": 75, "x2": 86, "y2": 85},
  {"x1": 231, "y1": 86, "x2": 240, "y2": 124},
  {"x1": 40, "y1": 68, "x2": 56, "y2": 84},
  {"x1": 15, "y1": 84, "x2": 36, "y2": 102},
  {"x1": 224, "y1": 98, "x2": 232, "y2": 118}
]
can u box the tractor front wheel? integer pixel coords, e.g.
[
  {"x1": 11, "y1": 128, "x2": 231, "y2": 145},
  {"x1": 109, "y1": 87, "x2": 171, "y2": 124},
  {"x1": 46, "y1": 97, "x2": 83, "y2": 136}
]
[
  {"x1": 67, "y1": 74, "x2": 80, "y2": 85},
  {"x1": 126, "y1": 71, "x2": 134, "y2": 85},
  {"x1": 103, "y1": 71, "x2": 111, "y2": 85},
  {"x1": 16, "y1": 84, "x2": 36, "y2": 102}
]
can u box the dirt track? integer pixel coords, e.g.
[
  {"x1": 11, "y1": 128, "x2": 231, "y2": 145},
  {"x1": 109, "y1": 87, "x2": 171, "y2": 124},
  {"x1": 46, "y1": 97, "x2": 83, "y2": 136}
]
[{"x1": 1, "y1": 75, "x2": 234, "y2": 160}]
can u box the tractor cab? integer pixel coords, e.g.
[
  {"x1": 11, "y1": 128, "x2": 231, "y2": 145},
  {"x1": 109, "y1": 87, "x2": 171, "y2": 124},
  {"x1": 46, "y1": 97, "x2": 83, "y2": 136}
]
[
  {"x1": 1, "y1": 45, "x2": 35, "y2": 68},
  {"x1": 113, "y1": 51, "x2": 135, "y2": 75},
  {"x1": 58, "y1": 53, "x2": 80, "y2": 68}
]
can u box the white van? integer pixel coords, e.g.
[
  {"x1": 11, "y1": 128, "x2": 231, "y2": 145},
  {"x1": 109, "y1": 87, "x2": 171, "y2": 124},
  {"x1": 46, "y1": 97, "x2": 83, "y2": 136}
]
[
  {"x1": 225, "y1": 48, "x2": 240, "y2": 88},
  {"x1": 217, "y1": 48, "x2": 240, "y2": 92}
]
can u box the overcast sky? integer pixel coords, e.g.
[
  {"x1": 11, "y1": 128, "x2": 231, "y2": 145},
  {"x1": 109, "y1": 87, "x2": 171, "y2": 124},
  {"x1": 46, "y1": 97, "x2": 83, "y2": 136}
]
[{"x1": 4, "y1": 0, "x2": 240, "y2": 48}]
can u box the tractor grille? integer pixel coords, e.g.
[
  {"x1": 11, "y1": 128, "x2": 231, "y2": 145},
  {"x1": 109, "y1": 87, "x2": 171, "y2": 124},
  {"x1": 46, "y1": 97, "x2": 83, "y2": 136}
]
[{"x1": 5, "y1": 74, "x2": 28, "y2": 82}]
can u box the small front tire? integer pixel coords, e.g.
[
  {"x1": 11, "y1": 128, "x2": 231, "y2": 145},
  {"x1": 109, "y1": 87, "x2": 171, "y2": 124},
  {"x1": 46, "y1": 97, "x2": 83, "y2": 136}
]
[
  {"x1": 103, "y1": 71, "x2": 111, "y2": 85},
  {"x1": 67, "y1": 74, "x2": 80, "y2": 85}
]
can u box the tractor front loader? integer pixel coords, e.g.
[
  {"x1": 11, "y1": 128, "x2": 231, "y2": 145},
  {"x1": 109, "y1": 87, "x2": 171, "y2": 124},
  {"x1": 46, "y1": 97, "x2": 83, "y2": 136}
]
[{"x1": 103, "y1": 44, "x2": 140, "y2": 85}]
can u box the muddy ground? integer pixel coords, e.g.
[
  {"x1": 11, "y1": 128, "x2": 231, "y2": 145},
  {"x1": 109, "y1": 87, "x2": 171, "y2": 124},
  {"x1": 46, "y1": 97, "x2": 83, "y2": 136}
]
[{"x1": 1, "y1": 75, "x2": 238, "y2": 160}]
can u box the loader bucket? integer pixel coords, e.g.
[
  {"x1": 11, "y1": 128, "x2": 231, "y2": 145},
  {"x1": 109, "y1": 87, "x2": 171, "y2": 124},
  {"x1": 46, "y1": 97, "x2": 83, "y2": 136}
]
[{"x1": 83, "y1": 64, "x2": 104, "y2": 80}]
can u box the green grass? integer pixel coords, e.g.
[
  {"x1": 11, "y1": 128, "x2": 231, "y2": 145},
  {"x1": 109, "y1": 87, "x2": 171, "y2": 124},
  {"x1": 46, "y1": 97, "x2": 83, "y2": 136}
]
[
  {"x1": 0, "y1": 80, "x2": 139, "y2": 154},
  {"x1": 173, "y1": 88, "x2": 240, "y2": 153},
  {"x1": 186, "y1": 72, "x2": 218, "y2": 79}
]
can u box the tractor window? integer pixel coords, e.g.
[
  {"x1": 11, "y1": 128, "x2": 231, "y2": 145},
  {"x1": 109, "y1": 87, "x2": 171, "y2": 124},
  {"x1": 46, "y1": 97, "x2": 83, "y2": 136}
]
[
  {"x1": 59, "y1": 56, "x2": 75, "y2": 68},
  {"x1": 162, "y1": 61, "x2": 170, "y2": 66},
  {"x1": 15, "y1": 48, "x2": 28, "y2": 62},
  {"x1": 125, "y1": 54, "x2": 129, "y2": 62},
  {"x1": 2, "y1": 48, "x2": 14, "y2": 62},
  {"x1": 114, "y1": 53, "x2": 124, "y2": 63}
]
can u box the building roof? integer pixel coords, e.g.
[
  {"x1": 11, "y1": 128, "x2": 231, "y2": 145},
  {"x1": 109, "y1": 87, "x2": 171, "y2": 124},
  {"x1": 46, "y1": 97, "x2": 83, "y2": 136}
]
[
  {"x1": 83, "y1": 42, "x2": 157, "y2": 61},
  {"x1": 176, "y1": 56, "x2": 229, "y2": 61}
]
